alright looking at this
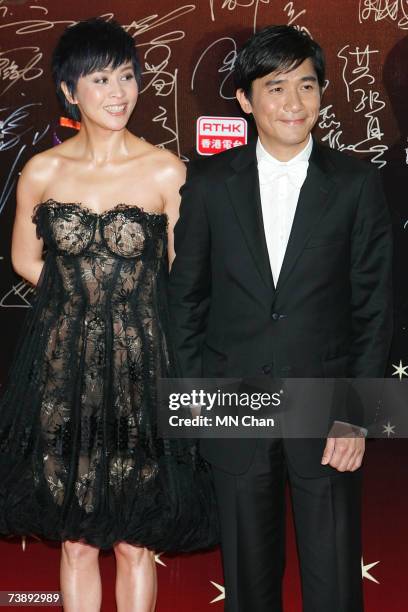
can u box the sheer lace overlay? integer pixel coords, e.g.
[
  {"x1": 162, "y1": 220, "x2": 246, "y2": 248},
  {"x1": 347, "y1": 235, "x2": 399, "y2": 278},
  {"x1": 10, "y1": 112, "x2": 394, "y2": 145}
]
[{"x1": 0, "y1": 200, "x2": 218, "y2": 551}]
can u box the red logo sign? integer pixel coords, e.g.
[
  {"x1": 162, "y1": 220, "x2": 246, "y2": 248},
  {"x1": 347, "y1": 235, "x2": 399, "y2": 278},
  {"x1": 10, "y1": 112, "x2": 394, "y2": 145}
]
[{"x1": 196, "y1": 116, "x2": 247, "y2": 156}]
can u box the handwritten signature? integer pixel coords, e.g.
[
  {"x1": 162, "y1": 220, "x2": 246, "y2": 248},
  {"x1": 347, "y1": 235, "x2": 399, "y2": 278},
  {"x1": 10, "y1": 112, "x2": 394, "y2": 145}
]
[
  {"x1": 0, "y1": 102, "x2": 49, "y2": 151},
  {"x1": 126, "y1": 7, "x2": 195, "y2": 157},
  {"x1": 191, "y1": 37, "x2": 237, "y2": 101},
  {"x1": 208, "y1": 0, "x2": 270, "y2": 32},
  {"x1": 359, "y1": 0, "x2": 408, "y2": 30},
  {"x1": 0, "y1": 46, "x2": 43, "y2": 95},
  {"x1": 318, "y1": 101, "x2": 345, "y2": 151},
  {"x1": 0, "y1": 103, "x2": 49, "y2": 214},
  {"x1": 0, "y1": 3, "x2": 74, "y2": 35},
  {"x1": 0, "y1": 279, "x2": 35, "y2": 308},
  {"x1": 337, "y1": 44, "x2": 388, "y2": 167},
  {"x1": 284, "y1": 1, "x2": 311, "y2": 36},
  {"x1": 120, "y1": 5, "x2": 196, "y2": 39},
  {"x1": 208, "y1": 0, "x2": 310, "y2": 34}
]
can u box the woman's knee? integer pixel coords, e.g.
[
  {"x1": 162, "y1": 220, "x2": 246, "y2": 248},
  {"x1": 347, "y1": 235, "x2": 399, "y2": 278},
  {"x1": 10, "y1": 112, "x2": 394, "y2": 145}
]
[
  {"x1": 61, "y1": 540, "x2": 99, "y2": 566},
  {"x1": 114, "y1": 542, "x2": 154, "y2": 566}
]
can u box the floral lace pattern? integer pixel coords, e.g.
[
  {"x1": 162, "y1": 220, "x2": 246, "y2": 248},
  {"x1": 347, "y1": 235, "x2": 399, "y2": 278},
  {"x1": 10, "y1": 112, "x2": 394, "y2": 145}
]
[{"x1": 0, "y1": 200, "x2": 218, "y2": 551}]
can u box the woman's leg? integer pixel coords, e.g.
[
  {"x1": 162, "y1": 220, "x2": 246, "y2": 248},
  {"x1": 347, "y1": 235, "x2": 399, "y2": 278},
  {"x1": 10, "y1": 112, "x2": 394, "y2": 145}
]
[
  {"x1": 60, "y1": 540, "x2": 101, "y2": 611},
  {"x1": 113, "y1": 542, "x2": 157, "y2": 612}
]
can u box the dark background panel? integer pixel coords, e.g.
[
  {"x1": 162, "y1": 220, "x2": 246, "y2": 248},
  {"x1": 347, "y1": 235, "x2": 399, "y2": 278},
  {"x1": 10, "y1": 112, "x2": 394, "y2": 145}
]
[
  {"x1": 0, "y1": 2, "x2": 407, "y2": 380},
  {"x1": 0, "y1": 3, "x2": 407, "y2": 609}
]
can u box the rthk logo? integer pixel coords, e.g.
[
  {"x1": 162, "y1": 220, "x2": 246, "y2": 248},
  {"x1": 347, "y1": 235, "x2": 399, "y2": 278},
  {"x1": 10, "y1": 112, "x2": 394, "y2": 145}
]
[{"x1": 196, "y1": 116, "x2": 247, "y2": 156}]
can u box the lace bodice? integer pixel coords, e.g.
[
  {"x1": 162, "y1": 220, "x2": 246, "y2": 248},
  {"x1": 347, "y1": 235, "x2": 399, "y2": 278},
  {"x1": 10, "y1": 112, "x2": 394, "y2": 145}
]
[
  {"x1": 33, "y1": 200, "x2": 168, "y2": 258},
  {"x1": 32, "y1": 199, "x2": 169, "y2": 311}
]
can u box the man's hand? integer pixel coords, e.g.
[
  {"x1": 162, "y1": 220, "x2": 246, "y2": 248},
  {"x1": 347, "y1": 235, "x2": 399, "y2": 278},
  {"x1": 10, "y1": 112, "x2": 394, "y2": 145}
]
[{"x1": 321, "y1": 422, "x2": 366, "y2": 471}]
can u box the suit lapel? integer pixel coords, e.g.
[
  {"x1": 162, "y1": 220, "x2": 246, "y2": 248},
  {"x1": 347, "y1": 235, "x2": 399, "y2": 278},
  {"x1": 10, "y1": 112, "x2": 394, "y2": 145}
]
[
  {"x1": 275, "y1": 141, "x2": 335, "y2": 292},
  {"x1": 225, "y1": 139, "x2": 335, "y2": 294},
  {"x1": 226, "y1": 141, "x2": 275, "y2": 292}
]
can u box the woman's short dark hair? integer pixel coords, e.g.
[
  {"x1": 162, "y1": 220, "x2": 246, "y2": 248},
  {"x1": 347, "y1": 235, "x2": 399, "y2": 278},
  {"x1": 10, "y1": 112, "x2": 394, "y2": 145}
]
[
  {"x1": 52, "y1": 18, "x2": 142, "y2": 121},
  {"x1": 234, "y1": 25, "x2": 325, "y2": 98}
]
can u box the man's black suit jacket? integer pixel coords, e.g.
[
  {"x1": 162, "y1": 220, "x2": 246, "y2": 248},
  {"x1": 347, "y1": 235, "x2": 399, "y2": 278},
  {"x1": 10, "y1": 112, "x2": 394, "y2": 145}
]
[{"x1": 168, "y1": 138, "x2": 393, "y2": 477}]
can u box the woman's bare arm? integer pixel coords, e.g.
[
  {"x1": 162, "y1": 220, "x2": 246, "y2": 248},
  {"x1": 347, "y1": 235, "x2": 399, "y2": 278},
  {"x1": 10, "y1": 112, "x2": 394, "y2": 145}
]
[
  {"x1": 159, "y1": 153, "x2": 186, "y2": 269},
  {"x1": 11, "y1": 154, "x2": 52, "y2": 286}
]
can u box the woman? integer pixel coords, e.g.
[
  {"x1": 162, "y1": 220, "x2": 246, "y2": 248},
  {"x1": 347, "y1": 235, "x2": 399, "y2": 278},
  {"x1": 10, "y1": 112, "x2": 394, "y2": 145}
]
[{"x1": 0, "y1": 18, "x2": 217, "y2": 612}]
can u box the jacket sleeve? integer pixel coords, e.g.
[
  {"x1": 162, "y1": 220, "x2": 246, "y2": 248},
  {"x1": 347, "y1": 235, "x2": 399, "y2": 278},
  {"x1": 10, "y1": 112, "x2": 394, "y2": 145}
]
[
  {"x1": 168, "y1": 162, "x2": 211, "y2": 378},
  {"x1": 348, "y1": 166, "x2": 393, "y2": 377}
]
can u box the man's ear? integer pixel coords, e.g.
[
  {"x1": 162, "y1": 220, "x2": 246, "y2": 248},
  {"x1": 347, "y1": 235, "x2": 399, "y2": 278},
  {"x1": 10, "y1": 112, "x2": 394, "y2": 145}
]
[
  {"x1": 236, "y1": 88, "x2": 253, "y2": 115},
  {"x1": 60, "y1": 81, "x2": 77, "y2": 106}
]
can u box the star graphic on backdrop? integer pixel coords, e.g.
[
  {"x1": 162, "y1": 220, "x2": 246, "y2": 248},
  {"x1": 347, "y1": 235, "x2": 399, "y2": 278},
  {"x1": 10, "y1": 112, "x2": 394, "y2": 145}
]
[
  {"x1": 154, "y1": 552, "x2": 166, "y2": 567},
  {"x1": 391, "y1": 360, "x2": 408, "y2": 380},
  {"x1": 210, "y1": 581, "x2": 225, "y2": 603},
  {"x1": 361, "y1": 557, "x2": 380, "y2": 584},
  {"x1": 382, "y1": 421, "x2": 396, "y2": 437}
]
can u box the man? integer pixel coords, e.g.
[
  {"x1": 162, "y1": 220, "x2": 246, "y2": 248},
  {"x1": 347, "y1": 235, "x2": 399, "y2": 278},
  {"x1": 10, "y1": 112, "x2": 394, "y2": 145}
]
[{"x1": 169, "y1": 26, "x2": 392, "y2": 611}]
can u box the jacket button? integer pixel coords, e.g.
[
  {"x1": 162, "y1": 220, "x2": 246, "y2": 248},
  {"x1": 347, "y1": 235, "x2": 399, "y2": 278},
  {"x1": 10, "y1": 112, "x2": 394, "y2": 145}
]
[
  {"x1": 262, "y1": 364, "x2": 272, "y2": 374},
  {"x1": 271, "y1": 312, "x2": 280, "y2": 320}
]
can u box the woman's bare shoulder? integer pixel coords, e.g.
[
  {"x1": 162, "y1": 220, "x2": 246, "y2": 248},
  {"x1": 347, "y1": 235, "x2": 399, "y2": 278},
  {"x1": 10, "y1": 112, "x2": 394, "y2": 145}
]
[
  {"x1": 131, "y1": 139, "x2": 185, "y2": 181},
  {"x1": 17, "y1": 139, "x2": 77, "y2": 208},
  {"x1": 21, "y1": 139, "x2": 76, "y2": 184},
  {"x1": 127, "y1": 134, "x2": 182, "y2": 166}
]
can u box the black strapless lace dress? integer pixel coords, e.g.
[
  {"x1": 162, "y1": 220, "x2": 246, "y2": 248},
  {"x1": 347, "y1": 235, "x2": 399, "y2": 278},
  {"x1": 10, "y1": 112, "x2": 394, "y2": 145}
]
[{"x1": 0, "y1": 200, "x2": 218, "y2": 551}]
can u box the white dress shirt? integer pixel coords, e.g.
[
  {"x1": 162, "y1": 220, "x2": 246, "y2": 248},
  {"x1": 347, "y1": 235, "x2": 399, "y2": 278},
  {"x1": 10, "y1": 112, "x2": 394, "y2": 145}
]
[{"x1": 256, "y1": 135, "x2": 313, "y2": 286}]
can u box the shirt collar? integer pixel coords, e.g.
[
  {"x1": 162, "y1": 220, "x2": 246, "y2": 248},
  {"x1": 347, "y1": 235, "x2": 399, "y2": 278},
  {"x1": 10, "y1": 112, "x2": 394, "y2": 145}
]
[{"x1": 256, "y1": 134, "x2": 313, "y2": 167}]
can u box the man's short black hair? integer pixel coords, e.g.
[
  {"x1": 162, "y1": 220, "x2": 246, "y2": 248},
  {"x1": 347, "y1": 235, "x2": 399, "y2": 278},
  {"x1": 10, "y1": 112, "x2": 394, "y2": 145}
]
[
  {"x1": 52, "y1": 17, "x2": 142, "y2": 121},
  {"x1": 234, "y1": 25, "x2": 325, "y2": 98}
]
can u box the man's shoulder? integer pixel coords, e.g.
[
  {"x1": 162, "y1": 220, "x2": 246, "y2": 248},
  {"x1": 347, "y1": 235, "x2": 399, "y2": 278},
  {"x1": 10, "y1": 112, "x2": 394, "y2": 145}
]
[
  {"x1": 187, "y1": 143, "x2": 252, "y2": 181},
  {"x1": 316, "y1": 141, "x2": 376, "y2": 178}
]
